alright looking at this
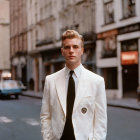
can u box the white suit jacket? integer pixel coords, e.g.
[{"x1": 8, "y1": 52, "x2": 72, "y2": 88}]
[{"x1": 40, "y1": 66, "x2": 107, "y2": 140}]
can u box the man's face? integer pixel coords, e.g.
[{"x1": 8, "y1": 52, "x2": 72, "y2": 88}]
[{"x1": 61, "y1": 38, "x2": 84, "y2": 68}]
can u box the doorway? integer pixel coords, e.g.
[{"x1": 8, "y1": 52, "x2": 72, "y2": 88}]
[
  {"x1": 122, "y1": 64, "x2": 138, "y2": 97},
  {"x1": 21, "y1": 65, "x2": 27, "y2": 86}
]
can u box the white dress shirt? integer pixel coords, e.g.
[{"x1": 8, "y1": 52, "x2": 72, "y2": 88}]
[{"x1": 65, "y1": 64, "x2": 83, "y2": 95}]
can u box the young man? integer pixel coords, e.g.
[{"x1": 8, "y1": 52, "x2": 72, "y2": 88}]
[{"x1": 40, "y1": 30, "x2": 107, "y2": 140}]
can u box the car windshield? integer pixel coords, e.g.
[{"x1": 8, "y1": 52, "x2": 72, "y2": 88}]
[
  {"x1": 17, "y1": 81, "x2": 23, "y2": 86},
  {"x1": 0, "y1": 80, "x2": 19, "y2": 89}
]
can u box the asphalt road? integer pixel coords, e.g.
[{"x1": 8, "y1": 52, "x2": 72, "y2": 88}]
[
  {"x1": 0, "y1": 96, "x2": 42, "y2": 140},
  {"x1": 0, "y1": 95, "x2": 140, "y2": 140},
  {"x1": 107, "y1": 106, "x2": 140, "y2": 140}
]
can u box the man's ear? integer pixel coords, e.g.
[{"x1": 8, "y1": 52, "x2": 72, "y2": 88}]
[
  {"x1": 81, "y1": 47, "x2": 84, "y2": 55},
  {"x1": 61, "y1": 48, "x2": 64, "y2": 56}
]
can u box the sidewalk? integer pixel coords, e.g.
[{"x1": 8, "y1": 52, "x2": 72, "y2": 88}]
[
  {"x1": 21, "y1": 90, "x2": 140, "y2": 111},
  {"x1": 21, "y1": 90, "x2": 43, "y2": 99},
  {"x1": 107, "y1": 98, "x2": 140, "y2": 111}
]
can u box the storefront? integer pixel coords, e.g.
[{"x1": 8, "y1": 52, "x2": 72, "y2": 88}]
[
  {"x1": 42, "y1": 48, "x2": 64, "y2": 74},
  {"x1": 82, "y1": 42, "x2": 96, "y2": 72},
  {"x1": 117, "y1": 23, "x2": 140, "y2": 98},
  {"x1": 11, "y1": 55, "x2": 27, "y2": 86},
  {"x1": 121, "y1": 39, "x2": 138, "y2": 97},
  {"x1": 96, "y1": 29, "x2": 119, "y2": 99},
  {"x1": 96, "y1": 23, "x2": 140, "y2": 99}
]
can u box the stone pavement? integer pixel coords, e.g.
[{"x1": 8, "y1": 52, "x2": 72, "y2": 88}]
[{"x1": 21, "y1": 90, "x2": 140, "y2": 111}]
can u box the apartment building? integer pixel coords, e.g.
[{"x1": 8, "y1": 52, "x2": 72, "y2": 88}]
[
  {"x1": 0, "y1": 0, "x2": 10, "y2": 77},
  {"x1": 96, "y1": 0, "x2": 140, "y2": 99},
  {"x1": 10, "y1": 0, "x2": 28, "y2": 85},
  {"x1": 27, "y1": 0, "x2": 96, "y2": 92}
]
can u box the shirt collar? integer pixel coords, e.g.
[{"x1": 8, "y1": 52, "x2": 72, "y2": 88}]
[{"x1": 65, "y1": 64, "x2": 83, "y2": 79}]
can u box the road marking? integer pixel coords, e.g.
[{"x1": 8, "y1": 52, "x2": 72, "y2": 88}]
[
  {"x1": 22, "y1": 118, "x2": 40, "y2": 126},
  {"x1": 0, "y1": 116, "x2": 13, "y2": 123}
]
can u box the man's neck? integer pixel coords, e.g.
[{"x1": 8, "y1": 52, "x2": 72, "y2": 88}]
[{"x1": 66, "y1": 63, "x2": 81, "y2": 70}]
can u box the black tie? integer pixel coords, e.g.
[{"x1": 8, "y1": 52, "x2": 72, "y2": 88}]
[{"x1": 60, "y1": 71, "x2": 75, "y2": 140}]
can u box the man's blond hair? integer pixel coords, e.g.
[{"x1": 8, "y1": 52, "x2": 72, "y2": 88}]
[{"x1": 62, "y1": 30, "x2": 84, "y2": 47}]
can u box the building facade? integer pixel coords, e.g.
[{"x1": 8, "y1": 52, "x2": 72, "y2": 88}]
[
  {"x1": 96, "y1": 0, "x2": 140, "y2": 99},
  {"x1": 27, "y1": 0, "x2": 96, "y2": 92},
  {"x1": 10, "y1": 0, "x2": 140, "y2": 99},
  {"x1": 0, "y1": 0, "x2": 10, "y2": 77},
  {"x1": 10, "y1": 0, "x2": 28, "y2": 85}
]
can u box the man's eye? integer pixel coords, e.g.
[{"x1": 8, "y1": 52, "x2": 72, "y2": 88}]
[
  {"x1": 64, "y1": 46, "x2": 70, "y2": 49},
  {"x1": 73, "y1": 45, "x2": 78, "y2": 49}
]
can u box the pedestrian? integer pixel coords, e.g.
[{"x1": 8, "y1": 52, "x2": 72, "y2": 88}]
[{"x1": 40, "y1": 29, "x2": 107, "y2": 140}]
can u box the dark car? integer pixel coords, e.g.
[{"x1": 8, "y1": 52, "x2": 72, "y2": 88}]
[{"x1": 0, "y1": 80, "x2": 21, "y2": 99}]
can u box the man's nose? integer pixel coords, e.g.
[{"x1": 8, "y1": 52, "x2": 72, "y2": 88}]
[{"x1": 69, "y1": 47, "x2": 74, "y2": 52}]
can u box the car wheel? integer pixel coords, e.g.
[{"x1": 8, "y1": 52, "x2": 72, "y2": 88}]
[{"x1": 15, "y1": 95, "x2": 19, "y2": 99}]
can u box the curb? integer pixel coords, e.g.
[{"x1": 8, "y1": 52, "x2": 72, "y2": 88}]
[
  {"x1": 21, "y1": 93, "x2": 42, "y2": 99},
  {"x1": 107, "y1": 103, "x2": 140, "y2": 111},
  {"x1": 21, "y1": 93, "x2": 140, "y2": 111}
]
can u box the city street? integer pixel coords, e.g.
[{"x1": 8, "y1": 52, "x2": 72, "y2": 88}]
[
  {"x1": 0, "y1": 0, "x2": 140, "y2": 139},
  {"x1": 107, "y1": 106, "x2": 140, "y2": 140},
  {"x1": 0, "y1": 95, "x2": 140, "y2": 140},
  {"x1": 0, "y1": 96, "x2": 42, "y2": 140}
]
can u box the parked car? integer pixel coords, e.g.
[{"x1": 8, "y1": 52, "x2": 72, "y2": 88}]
[
  {"x1": 17, "y1": 81, "x2": 27, "y2": 91},
  {"x1": 0, "y1": 80, "x2": 21, "y2": 99}
]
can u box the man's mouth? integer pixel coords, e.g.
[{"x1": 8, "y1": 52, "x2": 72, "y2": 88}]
[{"x1": 69, "y1": 56, "x2": 75, "y2": 59}]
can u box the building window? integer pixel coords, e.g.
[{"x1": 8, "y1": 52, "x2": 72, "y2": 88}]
[
  {"x1": 101, "y1": 36, "x2": 117, "y2": 58},
  {"x1": 82, "y1": 47, "x2": 96, "y2": 72},
  {"x1": 121, "y1": 39, "x2": 138, "y2": 52},
  {"x1": 40, "y1": 8, "x2": 43, "y2": 19},
  {"x1": 102, "y1": 67, "x2": 118, "y2": 89},
  {"x1": 122, "y1": 0, "x2": 136, "y2": 19},
  {"x1": 104, "y1": 0, "x2": 114, "y2": 24},
  {"x1": 35, "y1": 29, "x2": 38, "y2": 42}
]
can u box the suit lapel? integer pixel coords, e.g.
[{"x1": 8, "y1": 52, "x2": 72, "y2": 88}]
[
  {"x1": 73, "y1": 68, "x2": 88, "y2": 112},
  {"x1": 55, "y1": 68, "x2": 66, "y2": 117},
  {"x1": 55, "y1": 67, "x2": 91, "y2": 116}
]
